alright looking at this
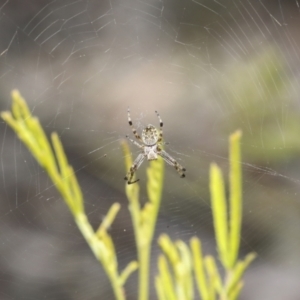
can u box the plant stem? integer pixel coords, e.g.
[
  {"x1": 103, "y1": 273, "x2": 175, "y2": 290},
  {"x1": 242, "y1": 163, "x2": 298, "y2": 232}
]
[
  {"x1": 76, "y1": 213, "x2": 125, "y2": 300},
  {"x1": 138, "y1": 243, "x2": 151, "y2": 300}
]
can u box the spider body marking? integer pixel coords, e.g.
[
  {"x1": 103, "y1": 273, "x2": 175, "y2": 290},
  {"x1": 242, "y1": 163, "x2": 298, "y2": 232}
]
[
  {"x1": 124, "y1": 109, "x2": 186, "y2": 184},
  {"x1": 142, "y1": 124, "x2": 159, "y2": 146}
]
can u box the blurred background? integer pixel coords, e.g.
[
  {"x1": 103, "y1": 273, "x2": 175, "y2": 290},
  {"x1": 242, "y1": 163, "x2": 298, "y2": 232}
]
[{"x1": 0, "y1": 0, "x2": 300, "y2": 299}]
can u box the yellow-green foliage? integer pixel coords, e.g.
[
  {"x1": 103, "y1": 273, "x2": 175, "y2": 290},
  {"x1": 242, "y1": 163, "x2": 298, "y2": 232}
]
[
  {"x1": 157, "y1": 131, "x2": 256, "y2": 300},
  {"x1": 1, "y1": 91, "x2": 255, "y2": 300},
  {"x1": 1, "y1": 90, "x2": 138, "y2": 300},
  {"x1": 122, "y1": 140, "x2": 164, "y2": 300}
]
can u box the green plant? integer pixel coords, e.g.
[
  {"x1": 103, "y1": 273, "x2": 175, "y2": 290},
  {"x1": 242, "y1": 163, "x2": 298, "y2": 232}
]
[
  {"x1": 156, "y1": 131, "x2": 256, "y2": 300},
  {"x1": 1, "y1": 90, "x2": 255, "y2": 300},
  {"x1": 1, "y1": 90, "x2": 138, "y2": 300},
  {"x1": 122, "y1": 140, "x2": 164, "y2": 300}
]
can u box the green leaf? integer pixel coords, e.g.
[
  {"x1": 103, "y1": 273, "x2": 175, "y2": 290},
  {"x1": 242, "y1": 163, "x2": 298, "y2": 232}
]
[
  {"x1": 120, "y1": 261, "x2": 139, "y2": 286},
  {"x1": 176, "y1": 240, "x2": 194, "y2": 300},
  {"x1": 190, "y1": 238, "x2": 210, "y2": 300},
  {"x1": 209, "y1": 163, "x2": 230, "y2": 268},
  {"x1": 157, "y1": 255, "x2": 177, "y2": 300},
  {"x1": 204, "y1": 256, "x2": 222, "y2": 295},
  {"x1": 226, "y1": 252, "x2": 256, "y2": 298},
  {"x1": 229, "y1": 130, "x2": 242, "y2": 267},
  {"x1": 158, "y1": 234, "x2": 180, "y2": 266},
  {"x1": 147, "y1": 157, "x2": 164, "y2": 205},
  {"x1": 96, "y1": 203, "x2": 121, "y2": 237}
]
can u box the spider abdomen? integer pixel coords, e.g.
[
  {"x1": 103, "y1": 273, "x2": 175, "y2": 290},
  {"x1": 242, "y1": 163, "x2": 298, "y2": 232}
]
[{"x1": 142, "y1": 124, "x2": 159, "y2": 145}]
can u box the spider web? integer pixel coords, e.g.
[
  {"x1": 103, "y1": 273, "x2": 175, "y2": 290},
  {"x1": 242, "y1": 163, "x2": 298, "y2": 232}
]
[{"x1": 0, "y1": 0, "x2": 300, "y2": 299}]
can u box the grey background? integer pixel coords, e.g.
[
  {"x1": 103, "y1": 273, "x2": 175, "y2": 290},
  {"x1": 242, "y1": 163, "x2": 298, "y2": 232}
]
[{"x1": 0, "y1": 0, "x2": 300, "y2": 299}]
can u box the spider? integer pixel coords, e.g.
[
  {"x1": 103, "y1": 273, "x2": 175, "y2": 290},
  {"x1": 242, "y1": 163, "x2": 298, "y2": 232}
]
[{"x1": 124, "y1": 108, "x2": 186, "y2": 184}]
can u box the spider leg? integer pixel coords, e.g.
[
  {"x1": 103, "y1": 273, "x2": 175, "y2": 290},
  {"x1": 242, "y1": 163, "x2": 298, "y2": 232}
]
[
  {"x1": 158, "y1": 149, "x2": 186, "y2": 178},
  {"x1": 124, "y1": 153, "x2": 146, "y2": 184},
  {"x1": 126, "y1": 135, "x2": 144, "y2": 149},
  {"x1": 155, "y1": 110, "x2": 163, "y2": 143},
  {"x1": 128, "y1": 108, "x2": 142, "y2": 141}
]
